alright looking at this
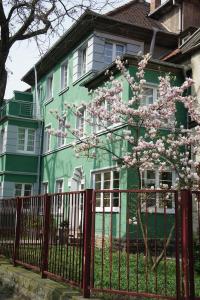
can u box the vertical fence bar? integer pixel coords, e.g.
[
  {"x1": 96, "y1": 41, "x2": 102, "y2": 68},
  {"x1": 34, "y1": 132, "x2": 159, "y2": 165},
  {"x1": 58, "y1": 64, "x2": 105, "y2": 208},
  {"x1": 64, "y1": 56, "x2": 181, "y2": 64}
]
[
  {"x1": 181, "y1": 189, "x2": 195, "y2": 300},
  {"x1": 82, "y1": 189, "x2": 93, "y2": 298},
  {"x1": 13, "y1": 197, "x2": 22, "y2": 266},
  {"x1": 41, "y1": 194, "x2": 51, "y2": 278}
]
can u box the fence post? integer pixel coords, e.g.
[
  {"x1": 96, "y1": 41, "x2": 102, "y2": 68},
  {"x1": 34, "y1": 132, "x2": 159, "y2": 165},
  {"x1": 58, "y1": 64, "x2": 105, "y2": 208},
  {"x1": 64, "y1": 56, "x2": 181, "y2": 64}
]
[
  {"x1": 82, "y1": 189, "x2": 93, "y2": 298},
  {"x1": 181, "y1": 190, "x2": 195, "y2": 300},
  {"x1": 41, "y1": 193, "x2": 51, "y2": 278},
  {"x1": 13, "y1": 197, "x2": 22, "y2": 266}
]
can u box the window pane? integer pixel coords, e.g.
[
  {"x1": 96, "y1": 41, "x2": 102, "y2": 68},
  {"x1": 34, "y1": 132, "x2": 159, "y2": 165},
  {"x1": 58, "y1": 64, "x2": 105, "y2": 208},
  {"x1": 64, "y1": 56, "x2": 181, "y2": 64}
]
[
  {"x1": 27, "y1": 129, "x2": 35, "y2": 151},
  {"x1": 24, "y1": 184, "x2": 32, "y2": 196},
  {"x1": 81, "y1": 47, "x2": 87, "y2": 75},
  {"x1": 116, "y1": 44, "x2": 124, "y2": 57},
  {"x1": 96, "y1": 192, "x2": 101, "y2": 207},
  {"x1": 103, "y1": 192, "x2": 110, "y2": 207},
  {"x1": 18, "y1": 128, "x2": 25, "y2": 151},
  {"x1": 61, "y1": 63, "x2": 68, "y2": 89},
  {"x1": 142, "y1": 88, "x2": 154, "y2": 106},
  {"x1": 15, "y1": 184, "x2": 22, "y2": 197}
]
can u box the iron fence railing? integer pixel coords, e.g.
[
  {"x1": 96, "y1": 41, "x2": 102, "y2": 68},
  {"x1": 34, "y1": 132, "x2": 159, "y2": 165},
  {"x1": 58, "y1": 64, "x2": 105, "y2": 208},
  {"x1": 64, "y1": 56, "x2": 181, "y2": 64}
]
[
  {"x1": 0, "y1": 189, "x2": 199, "y2": 299},
  {"x1": 0, "y1": 100, "x2": 34, "y2": 120}
]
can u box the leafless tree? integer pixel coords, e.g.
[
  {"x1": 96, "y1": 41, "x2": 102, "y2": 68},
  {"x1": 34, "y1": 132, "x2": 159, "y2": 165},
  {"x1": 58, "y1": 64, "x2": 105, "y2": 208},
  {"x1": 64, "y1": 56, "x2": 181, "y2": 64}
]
[{"x1": 0, "y1": 0, "x2": 121, "y2": 102}]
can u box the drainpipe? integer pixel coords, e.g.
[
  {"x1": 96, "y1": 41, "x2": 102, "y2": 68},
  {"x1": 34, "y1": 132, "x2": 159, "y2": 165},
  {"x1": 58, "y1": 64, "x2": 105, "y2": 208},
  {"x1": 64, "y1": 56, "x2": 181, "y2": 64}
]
[
  {"x1": 34, "y1": 65, "x2": 43, "y2": 195},
  {"x1": 150, "y1": 28, "x2": 159, "y2": 57}
]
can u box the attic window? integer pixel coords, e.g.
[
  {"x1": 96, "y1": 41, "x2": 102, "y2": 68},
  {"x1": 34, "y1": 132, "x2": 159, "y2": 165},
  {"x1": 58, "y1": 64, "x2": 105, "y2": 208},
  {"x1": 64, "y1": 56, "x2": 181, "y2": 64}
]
[{"x1": 104, "y1": 42, "x2": 125, "y2": 65}]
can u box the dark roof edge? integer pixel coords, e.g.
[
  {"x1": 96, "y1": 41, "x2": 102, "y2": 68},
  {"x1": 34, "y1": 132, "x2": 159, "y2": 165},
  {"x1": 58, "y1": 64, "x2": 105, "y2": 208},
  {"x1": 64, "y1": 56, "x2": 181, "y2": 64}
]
[{"x1": 83, "y1": 54, "x2": 184, "y2": 89}]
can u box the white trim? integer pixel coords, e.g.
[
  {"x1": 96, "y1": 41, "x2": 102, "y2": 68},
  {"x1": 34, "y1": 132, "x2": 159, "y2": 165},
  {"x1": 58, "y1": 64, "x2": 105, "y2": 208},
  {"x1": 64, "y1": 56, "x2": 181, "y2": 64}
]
[
  {"x1": 14, "y1": 183, "x2": 33, "y2": 197},
  {"x1": 95, "y1": 31, "x2": 144, "y2": 54},
  {"x1": 60, "y1": 59, "x2": 69, "y2": 91},
  {"x1": 54, "y1": 178, "x2": 64, "y2": 214},
  {"x1": 141, "y1": 169, "x2": 176, "y2": 214},
  {"x1": 42, "y1": 181, "x2": 49, "y2": 194},
  {"x1": 46, "y1": 73, "x2": 54, "y2": 100},
  {"x1": 91, "y1": 167, "x2": 120, "y2": 213},
  {"x1": 44, "y1": 124, "x2": 51, "y2": 153},
  {"x1": 17, "y1": 127, "x2": 36, "y2": 153}
]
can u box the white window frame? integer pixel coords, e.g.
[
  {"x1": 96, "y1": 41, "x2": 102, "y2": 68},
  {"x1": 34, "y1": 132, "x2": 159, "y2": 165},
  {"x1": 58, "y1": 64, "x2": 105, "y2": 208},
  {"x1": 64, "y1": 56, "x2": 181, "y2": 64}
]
[
  {"x1": 104, "y1": 41, "x2": 125, "y2": 65},
  {"x1": 54, "y1": 179, "x2": 64, "y2": 214},
  {"x1": 44, "y1": 124, "x2": 51, "y2": 153},
  {"x1": 79, "y1": 44, "x2": 88, "y2": 77},
  {"x1": 60, "y1": 60, "x2": 68, "y2": 91},
  {"x1": 46, "y1": 74, "x2": 53, "y2": 100},
  {"x1": 17, "y1": 127, "x2": 35, "y2": 153},
  {"x1": 57, "y1": 119, "x2": 66, "y2": 148},
  {"x1": 92, "y1": 168, "x2": 120, "y2": 212},
  {"x1": 42, "y1": 182, "x2": 48, "y2": 194},
  {"x1": 14, "y1": 183, "x2": 32, "y2": 197},
  {"x1": 141, "y1": 84, "x2": 158, "y2": 106},
  {"x1": 76, "y1": 107, "x2": 85, "y2": 138},
  {"x1": 93, "y1": 98, "x2": 122, "y2": 134},
  {"x1": 141, "y1": 169, "x2": 176, "y2": 213}
]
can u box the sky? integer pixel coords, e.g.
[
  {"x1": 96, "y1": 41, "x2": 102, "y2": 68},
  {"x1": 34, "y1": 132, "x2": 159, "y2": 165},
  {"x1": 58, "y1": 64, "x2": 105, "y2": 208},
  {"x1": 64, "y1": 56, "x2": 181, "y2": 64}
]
[{"x1": 5, "y1": 0, "x2": 164, "y2": 99}]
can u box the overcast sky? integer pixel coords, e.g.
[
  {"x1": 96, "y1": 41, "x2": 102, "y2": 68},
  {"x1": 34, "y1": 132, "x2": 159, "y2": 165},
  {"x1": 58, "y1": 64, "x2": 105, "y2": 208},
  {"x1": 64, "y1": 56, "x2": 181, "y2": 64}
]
[{"x1": 5, "y1": 0, "x2": 165, "y2": 99}]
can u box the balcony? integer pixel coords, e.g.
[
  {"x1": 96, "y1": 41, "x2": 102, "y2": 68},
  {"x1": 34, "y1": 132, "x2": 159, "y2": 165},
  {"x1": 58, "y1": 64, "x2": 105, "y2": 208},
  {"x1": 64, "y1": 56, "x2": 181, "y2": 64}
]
[{"x1": 0, "y1": 100, "x2": 35, "y2": 121}]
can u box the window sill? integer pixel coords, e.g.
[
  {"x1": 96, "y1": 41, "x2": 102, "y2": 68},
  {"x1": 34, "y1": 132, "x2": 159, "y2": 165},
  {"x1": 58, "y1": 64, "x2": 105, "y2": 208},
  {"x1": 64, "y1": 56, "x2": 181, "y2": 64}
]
[
  {"x1": 73, "y1": 70, "x2": 93, "y2": 86},
  {"x1": 44, "y1": 97, "x2": 54, "y2": 105},
  {"x1": 141, "y1": 207, "x2": 175, "y2": 214},
  {"x1": 59, "y1": 87, "x2": 69, "y2": 96},
  {"x1": 17, "y1": 150, "x2": 35, "y2": 154},
  {"x1": 96, "y1": 207, "x2": 119, "y2": 213}
]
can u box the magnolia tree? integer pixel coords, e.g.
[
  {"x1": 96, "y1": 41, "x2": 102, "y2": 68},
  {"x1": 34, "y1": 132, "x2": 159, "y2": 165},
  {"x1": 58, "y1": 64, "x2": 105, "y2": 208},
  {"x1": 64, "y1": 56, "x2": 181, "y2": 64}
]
[
  {"x1": 49, "y1": 54, "x2": 200, "y2": 271},
  {"x1": 50, "y1": 53, "x2": 200, "y2": 190}
]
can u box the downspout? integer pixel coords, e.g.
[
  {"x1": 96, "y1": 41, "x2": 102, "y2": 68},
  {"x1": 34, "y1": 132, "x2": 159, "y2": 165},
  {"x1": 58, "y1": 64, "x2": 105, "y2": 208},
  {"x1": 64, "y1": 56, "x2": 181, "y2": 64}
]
[
  {"x1": 150, "y1": 28, "x2": 159, "y2": 58},
  {"x1": 34, "y1": 65, "x2": 43, "y2": 195}
]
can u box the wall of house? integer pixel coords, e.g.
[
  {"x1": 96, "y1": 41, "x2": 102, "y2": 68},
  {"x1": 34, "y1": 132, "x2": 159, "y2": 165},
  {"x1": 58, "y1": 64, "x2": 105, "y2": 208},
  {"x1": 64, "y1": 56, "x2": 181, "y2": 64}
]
[
  {"x1": 183, "y1": 0, "x2": 200, "y2": 31},
  {"x1": 159, "y1": 6, "x2": 180, "y2": 33}
]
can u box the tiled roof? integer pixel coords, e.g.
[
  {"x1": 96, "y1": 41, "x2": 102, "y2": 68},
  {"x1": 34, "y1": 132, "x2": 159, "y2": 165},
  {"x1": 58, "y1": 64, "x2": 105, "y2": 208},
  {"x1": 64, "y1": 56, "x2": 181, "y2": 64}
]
[{"x1": 106, "y1": 0, "x2": 169, "y2": 32}]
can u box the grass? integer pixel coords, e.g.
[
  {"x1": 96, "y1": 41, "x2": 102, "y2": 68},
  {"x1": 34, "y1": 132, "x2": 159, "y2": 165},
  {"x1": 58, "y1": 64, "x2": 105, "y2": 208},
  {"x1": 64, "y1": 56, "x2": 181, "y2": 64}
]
[{"x1": 2, "y1": 242, "x2": 200, "y2": 298}]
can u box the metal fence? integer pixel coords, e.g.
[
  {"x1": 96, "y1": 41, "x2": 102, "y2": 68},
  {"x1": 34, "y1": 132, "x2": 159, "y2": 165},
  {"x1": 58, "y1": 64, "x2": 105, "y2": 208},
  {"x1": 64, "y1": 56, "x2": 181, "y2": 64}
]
[{"x1": 0, "y1": 189, "x2": 199, "y2": 299}]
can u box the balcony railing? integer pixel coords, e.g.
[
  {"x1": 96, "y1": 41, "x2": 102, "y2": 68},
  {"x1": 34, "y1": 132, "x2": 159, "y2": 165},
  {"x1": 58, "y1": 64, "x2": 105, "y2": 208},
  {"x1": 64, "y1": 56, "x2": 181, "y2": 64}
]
[{"x1": 0, "y1": 100, "x2": 35, "y2": 120}]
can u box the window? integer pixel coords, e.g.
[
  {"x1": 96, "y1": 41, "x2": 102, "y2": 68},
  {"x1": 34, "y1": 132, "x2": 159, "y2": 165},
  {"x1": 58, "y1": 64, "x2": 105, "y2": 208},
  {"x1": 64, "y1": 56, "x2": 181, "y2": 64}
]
[
  {"x1": 44, "y1": 125, "x2": 51, "y2": 152},
  {"x1": 105, "y1": 42, "x2": 125, "y2": 65},
  {"x1": 17, "y1": 128, "x2": 35, "y2": 152},
  {"x1": 47, "y1": 74, "x2": 53, "y2": 99},
  {"x1": 141, "y1": 86, "x2": 158, "y2": 106},
  {"x1": 42, "y1": 182, "x2": 48, "y2": 194},
  {"x1": 93, "y1": 169, "x2": 119, "y2": 212},
  {"x1": 141, "y1": 169, "x2": 175, "y2": 211},
  {"x1": 57, "y1": 119, "x2": 65, "y2": 147},
  {"x1": 93, "y1": 100, "x2": 120, "y2": 133},
  {"x1": 55, "y1": 179, "x2": 64, "y2": 213},
  {"x1": 15, "y1": 183, "x2": 32, "y2": 197},
  {"x1": 76, "y1": 107, "x2": 85, "y2": 137},
  {"x1": 61, "y1": 61, "x2": 68, "y2": 90}
]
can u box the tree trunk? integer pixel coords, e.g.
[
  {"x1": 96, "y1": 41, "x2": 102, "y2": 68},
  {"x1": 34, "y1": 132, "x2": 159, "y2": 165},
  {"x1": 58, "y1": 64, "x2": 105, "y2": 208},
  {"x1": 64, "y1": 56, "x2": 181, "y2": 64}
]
[{"x1": 0, "y1": 62, "x2": 7, "y2": 104}]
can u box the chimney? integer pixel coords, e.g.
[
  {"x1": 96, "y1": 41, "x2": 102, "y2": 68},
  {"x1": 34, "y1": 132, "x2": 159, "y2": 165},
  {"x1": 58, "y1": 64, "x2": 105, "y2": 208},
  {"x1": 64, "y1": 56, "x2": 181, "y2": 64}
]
[{"x1": 150, "y1": 0, "x2": 161, "y2": 12}]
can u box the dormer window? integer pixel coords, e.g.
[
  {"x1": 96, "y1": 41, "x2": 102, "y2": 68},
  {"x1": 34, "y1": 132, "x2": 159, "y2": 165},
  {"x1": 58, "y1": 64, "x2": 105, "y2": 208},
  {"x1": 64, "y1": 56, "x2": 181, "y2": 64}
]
[{"x1": 105, "y1": 42, "x2": 125, "y2": 65}]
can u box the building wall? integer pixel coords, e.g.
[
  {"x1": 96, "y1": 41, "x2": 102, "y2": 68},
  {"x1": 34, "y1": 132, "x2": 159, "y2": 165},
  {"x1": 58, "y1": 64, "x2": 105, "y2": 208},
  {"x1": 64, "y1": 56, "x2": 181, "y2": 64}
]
[
  {"x1": 159, "y1": 6, "x2": 180, "y2": 33},
  {"x1": 183, "y1": 0, "x2": 200, "y2": 31}
]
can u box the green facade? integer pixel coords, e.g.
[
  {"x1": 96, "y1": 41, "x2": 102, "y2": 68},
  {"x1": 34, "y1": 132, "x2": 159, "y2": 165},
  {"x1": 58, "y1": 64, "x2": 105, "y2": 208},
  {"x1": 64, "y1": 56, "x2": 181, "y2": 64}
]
[{"x1": 0, "y1": 11, "x2": 186, "y2": 238}]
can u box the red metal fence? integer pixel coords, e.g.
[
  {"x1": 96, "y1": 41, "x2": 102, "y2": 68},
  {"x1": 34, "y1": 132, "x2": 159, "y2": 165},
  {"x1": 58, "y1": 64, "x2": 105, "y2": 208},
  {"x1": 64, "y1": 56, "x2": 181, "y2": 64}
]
[{"x1": 0, "y1": 189, "x2": 199, "y2": 299}]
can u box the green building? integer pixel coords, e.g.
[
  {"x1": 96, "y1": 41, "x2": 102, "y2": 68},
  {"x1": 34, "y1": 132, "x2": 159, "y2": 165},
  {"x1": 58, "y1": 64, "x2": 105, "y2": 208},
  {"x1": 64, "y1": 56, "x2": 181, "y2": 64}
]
[{"x1": 0, "y1": 0, "x2": 197, "y2": 236}]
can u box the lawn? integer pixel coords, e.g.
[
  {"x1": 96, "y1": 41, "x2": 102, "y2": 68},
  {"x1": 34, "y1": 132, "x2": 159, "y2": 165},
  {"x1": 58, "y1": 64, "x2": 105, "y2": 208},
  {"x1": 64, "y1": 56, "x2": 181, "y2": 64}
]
[{"x1": 10, "y1": 242, "x2": 200, "y2": 298}]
